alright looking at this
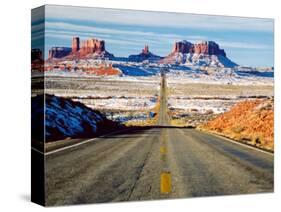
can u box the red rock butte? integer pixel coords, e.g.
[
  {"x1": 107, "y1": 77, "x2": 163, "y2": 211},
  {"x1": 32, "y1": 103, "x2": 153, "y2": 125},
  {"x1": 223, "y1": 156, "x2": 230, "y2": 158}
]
[
  {"x1": 172, "y1": 40, "x2": 193, "y2": 54},
  {"x1": 193, "y1": 41, "x2": 226, "y2": 57},
  {"x1": 78, "y1": 39, "x2": 105, "y2": 55},
  {"x1": 171, "y1": 40, "x2": 226, "y2": 57},
  {"x1": 71, "y1": 37, "x2": 80, "y2": 53},
  {"x1": 48, "y1": 36, "x2": 114, "y2": 59}
]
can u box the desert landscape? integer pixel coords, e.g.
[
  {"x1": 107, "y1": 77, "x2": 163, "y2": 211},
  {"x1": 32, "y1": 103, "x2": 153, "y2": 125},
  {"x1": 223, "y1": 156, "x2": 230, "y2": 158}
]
[
  {"x1": 31, "y1": 5, "x2": 274, "y2": 206},
  {"x1": 32, "y1": 37, "x2": 274, "y2": 151}
]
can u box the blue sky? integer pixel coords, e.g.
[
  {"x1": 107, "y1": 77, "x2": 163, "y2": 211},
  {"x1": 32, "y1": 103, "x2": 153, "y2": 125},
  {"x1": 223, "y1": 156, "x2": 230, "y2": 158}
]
[{"x1": 32, "y1": 5, "x2": 274, "y2": 67}]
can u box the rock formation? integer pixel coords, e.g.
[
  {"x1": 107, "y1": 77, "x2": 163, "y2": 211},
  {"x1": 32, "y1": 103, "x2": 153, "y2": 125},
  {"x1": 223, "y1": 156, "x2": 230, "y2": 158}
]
[
  {"x1": 192, "y1": 41, "x2": 226, "y2": 57},
  {"x1": 128, "y1": 45, "x2": 162, "y2": 62},
  {"x1": 71, "y1": 37, "x2": 80, "y2": 53},
  {"x1": 48, "y1": 47, "x2": 72, "y2": 59},
  {"x1": 161, "y1": 40, "x2": 237, "y2": 67},
  {"x1": 172, "y1": 40, "x2": 193, "y2": 54},
  {"x1": 47, "y1": 37, "x2": 236, "y2": 67},
  {"x1": 71, "y1": 37, "x2": 113, "y2": 58},
  {"x1": 79, "y1": 39, "x2": 105, "y2": 55},
  {"x1": 48, "y1": 37, "x2": 114, "y2": 59},
  {"x1": 142, "y1": 45, "x2": 149, "y2": 54},
  {"x1": 170, "y1": 40, "x2": 226, "y2": 56}
]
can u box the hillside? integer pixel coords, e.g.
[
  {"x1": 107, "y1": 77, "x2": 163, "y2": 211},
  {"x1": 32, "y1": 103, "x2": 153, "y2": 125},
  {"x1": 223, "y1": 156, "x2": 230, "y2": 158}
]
[
  {"x1": 32, "y1": 94, "x2": 121, "y2": 142},
  {"x1": 199, "y1": 99, "x2": 274, "y2": 151}
]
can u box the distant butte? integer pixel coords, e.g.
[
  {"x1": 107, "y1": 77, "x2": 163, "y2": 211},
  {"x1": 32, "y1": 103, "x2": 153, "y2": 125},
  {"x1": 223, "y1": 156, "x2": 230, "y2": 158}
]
[
  {"x1": 69, "y1": 37, "x2": 114, "y2": 59},
  {"x1": 47, "y1": 37, "x2": 237, "y2": 67},
  {"x1": 172, "y1": 40, "x2": 193, "y2": 54},
  {"x1": 161, "y1": 40, "x2": 236, "y2": 67},
  {"x1": 48, "y1": 37, "x2": 114, "y2": 59},
  {"x1": 170, "y1": 40, "x2": 226, "y2": 56},
  {"x1": 48, "y1": 47, "x2": 71, "y2": 59},
  {"x1": 128, "y1": 45, "x2": 163, "y2": 62}
]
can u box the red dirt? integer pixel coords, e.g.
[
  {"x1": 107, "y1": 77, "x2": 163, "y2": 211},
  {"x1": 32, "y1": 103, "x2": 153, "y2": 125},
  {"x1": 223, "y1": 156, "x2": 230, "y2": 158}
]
[
  {"x1": 200, "y1": 99, "x2": 274, "y2": 151},
  {"x1": 84, "y1": 66, "x2": 121, "y2": 75}
]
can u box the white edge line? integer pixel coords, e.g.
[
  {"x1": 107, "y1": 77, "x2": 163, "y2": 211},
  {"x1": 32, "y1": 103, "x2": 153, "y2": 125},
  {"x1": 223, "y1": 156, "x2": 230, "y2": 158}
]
[
  {"x1": 200, "y1": 130, "x2": 274, "y2": 157},
  {"x1": 45, "y1": 128, "x2": 131, "y2": 156},
  {"x1": 31, "y1": 147, "x2": 45, "y2": 155}
]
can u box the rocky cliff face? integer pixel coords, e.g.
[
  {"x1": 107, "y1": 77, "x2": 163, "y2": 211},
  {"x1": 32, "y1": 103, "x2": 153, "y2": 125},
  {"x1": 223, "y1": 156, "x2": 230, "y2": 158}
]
[
  {"x1": 128, "y1": 45, "x2": 162, "y2": 62},
  {"x1": 192, "y1": 41, "x2": 226, "y2": 57},
  {"x1": 48, "y1": 47, "x2": 72, "y2": 59},
  {"x1": 172, "y1": 40, "x2": 193, "y2": 54},
  {"x1": 72, "y1": 37, "x2": 113, "y2": 59},
  {"x1": 80, "y1": 39, "x2": 105, "y2": 55},
  {"x1": 48, "y1": 37, "x2": 114, "y2": 59},
  {"x1": 71, "y1": 37, "x2": 80, "y2": 53},
  {"x1": 162, "y1": 40, "x2": 236, "y2": 67},
  {"x1": 171, "y1": 40, "x2": 226, "y2": 56}
]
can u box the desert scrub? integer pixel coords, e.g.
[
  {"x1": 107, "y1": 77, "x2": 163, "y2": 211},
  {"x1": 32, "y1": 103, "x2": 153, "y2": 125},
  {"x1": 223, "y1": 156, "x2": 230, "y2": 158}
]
[
  {"x1": 251, "y1": 134, "x2": 265, "y2": 146},
  {"x1": 231, "y1": 126, "x2": 244, "y2": 134}
]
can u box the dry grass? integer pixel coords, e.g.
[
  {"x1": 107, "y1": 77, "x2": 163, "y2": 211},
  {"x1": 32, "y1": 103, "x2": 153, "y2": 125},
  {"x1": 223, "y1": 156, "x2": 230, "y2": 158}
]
[
  {"x1": 170, "y1": 119, "x2": 188, "y2": 127},
  {"x1": 125, "y1": 119, "x2": 157, "y2": 127},
  {"x1": 168, "y1": 83, "x2": 273, "y2": 97},
  {"x1": 45, "y1": 76, "x2": 159, "y2": 97}
]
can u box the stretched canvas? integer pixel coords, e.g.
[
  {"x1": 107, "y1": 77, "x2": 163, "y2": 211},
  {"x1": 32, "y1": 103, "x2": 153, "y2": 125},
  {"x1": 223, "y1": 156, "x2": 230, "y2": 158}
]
[{"x1": 31, "y1": 5, "x2": 274, "y2": 206}]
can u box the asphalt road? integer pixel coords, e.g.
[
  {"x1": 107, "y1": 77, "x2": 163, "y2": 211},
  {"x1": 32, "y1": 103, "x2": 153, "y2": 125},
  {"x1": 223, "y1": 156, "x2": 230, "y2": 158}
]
[
  {"x1": 45, "y1": 74, "x2": 273, "y2": 206},
  {"x1": 158, "y1": 72, "x2": 170, "y2": 126}
]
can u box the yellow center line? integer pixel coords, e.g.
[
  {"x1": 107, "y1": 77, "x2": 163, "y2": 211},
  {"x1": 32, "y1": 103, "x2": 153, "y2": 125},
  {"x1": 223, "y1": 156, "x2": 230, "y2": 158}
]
[
  {"x1": 160, "y1": 146, "x2": 167, "y2": 154},
  {"x1": 160, "y1": 172, "x2": 171, "y2": 194}
]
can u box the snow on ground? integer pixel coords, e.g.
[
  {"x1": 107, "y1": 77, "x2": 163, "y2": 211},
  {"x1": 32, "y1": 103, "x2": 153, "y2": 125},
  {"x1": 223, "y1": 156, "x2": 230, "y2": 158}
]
[
  {"x1": 165, "y1": 64, "x2": 273, "y2": 117},
  {"x1": 44, "y1": 75, "x2": 159, "y2": 113},
  {"x1": 32, "y1": 94, "x2": 116, "y2": 142},
  {"x1": 105, "y1": 111, "x2": 148, "y2": 123},
  {"x1": 166, "y1": 68, "x2": 273, "y2": 86},
  {"x1": 34, "y1": 60, "x2": 274, "y2": 125},
  {"x1": 73, "y1": 96, "x2": 157, "y2": 111},
  {"x1": 168, "y1": 98, "x2": 241, "y2": 114},
  {"x1": 42, "y1": 58, "x2": 274, "y2": 86}
]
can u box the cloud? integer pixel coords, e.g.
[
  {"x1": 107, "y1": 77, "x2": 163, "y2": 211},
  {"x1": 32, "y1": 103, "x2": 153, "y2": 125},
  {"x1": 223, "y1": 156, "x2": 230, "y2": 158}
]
[
  {"x1": 45, "y1": 32, "x2": 141, "y2": 46},
  {"x1": 32, "y1": 5, "x2": 273, "y2": 66},
  {"x1": 219, "y1": 41, "x2": 271, "y2": 50},
  {"x1": 43, "y1": 21, "x2": 271, "y2": 51},
  {"x1": 44, "y1": 21, "x2": 207, "y2": 45},
  {"x1": 44, "y1": 5, "x2": 273, "y2": 32},
  {"x1": 46, "y1": 21, "x2": 181, "y2": 38}
]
